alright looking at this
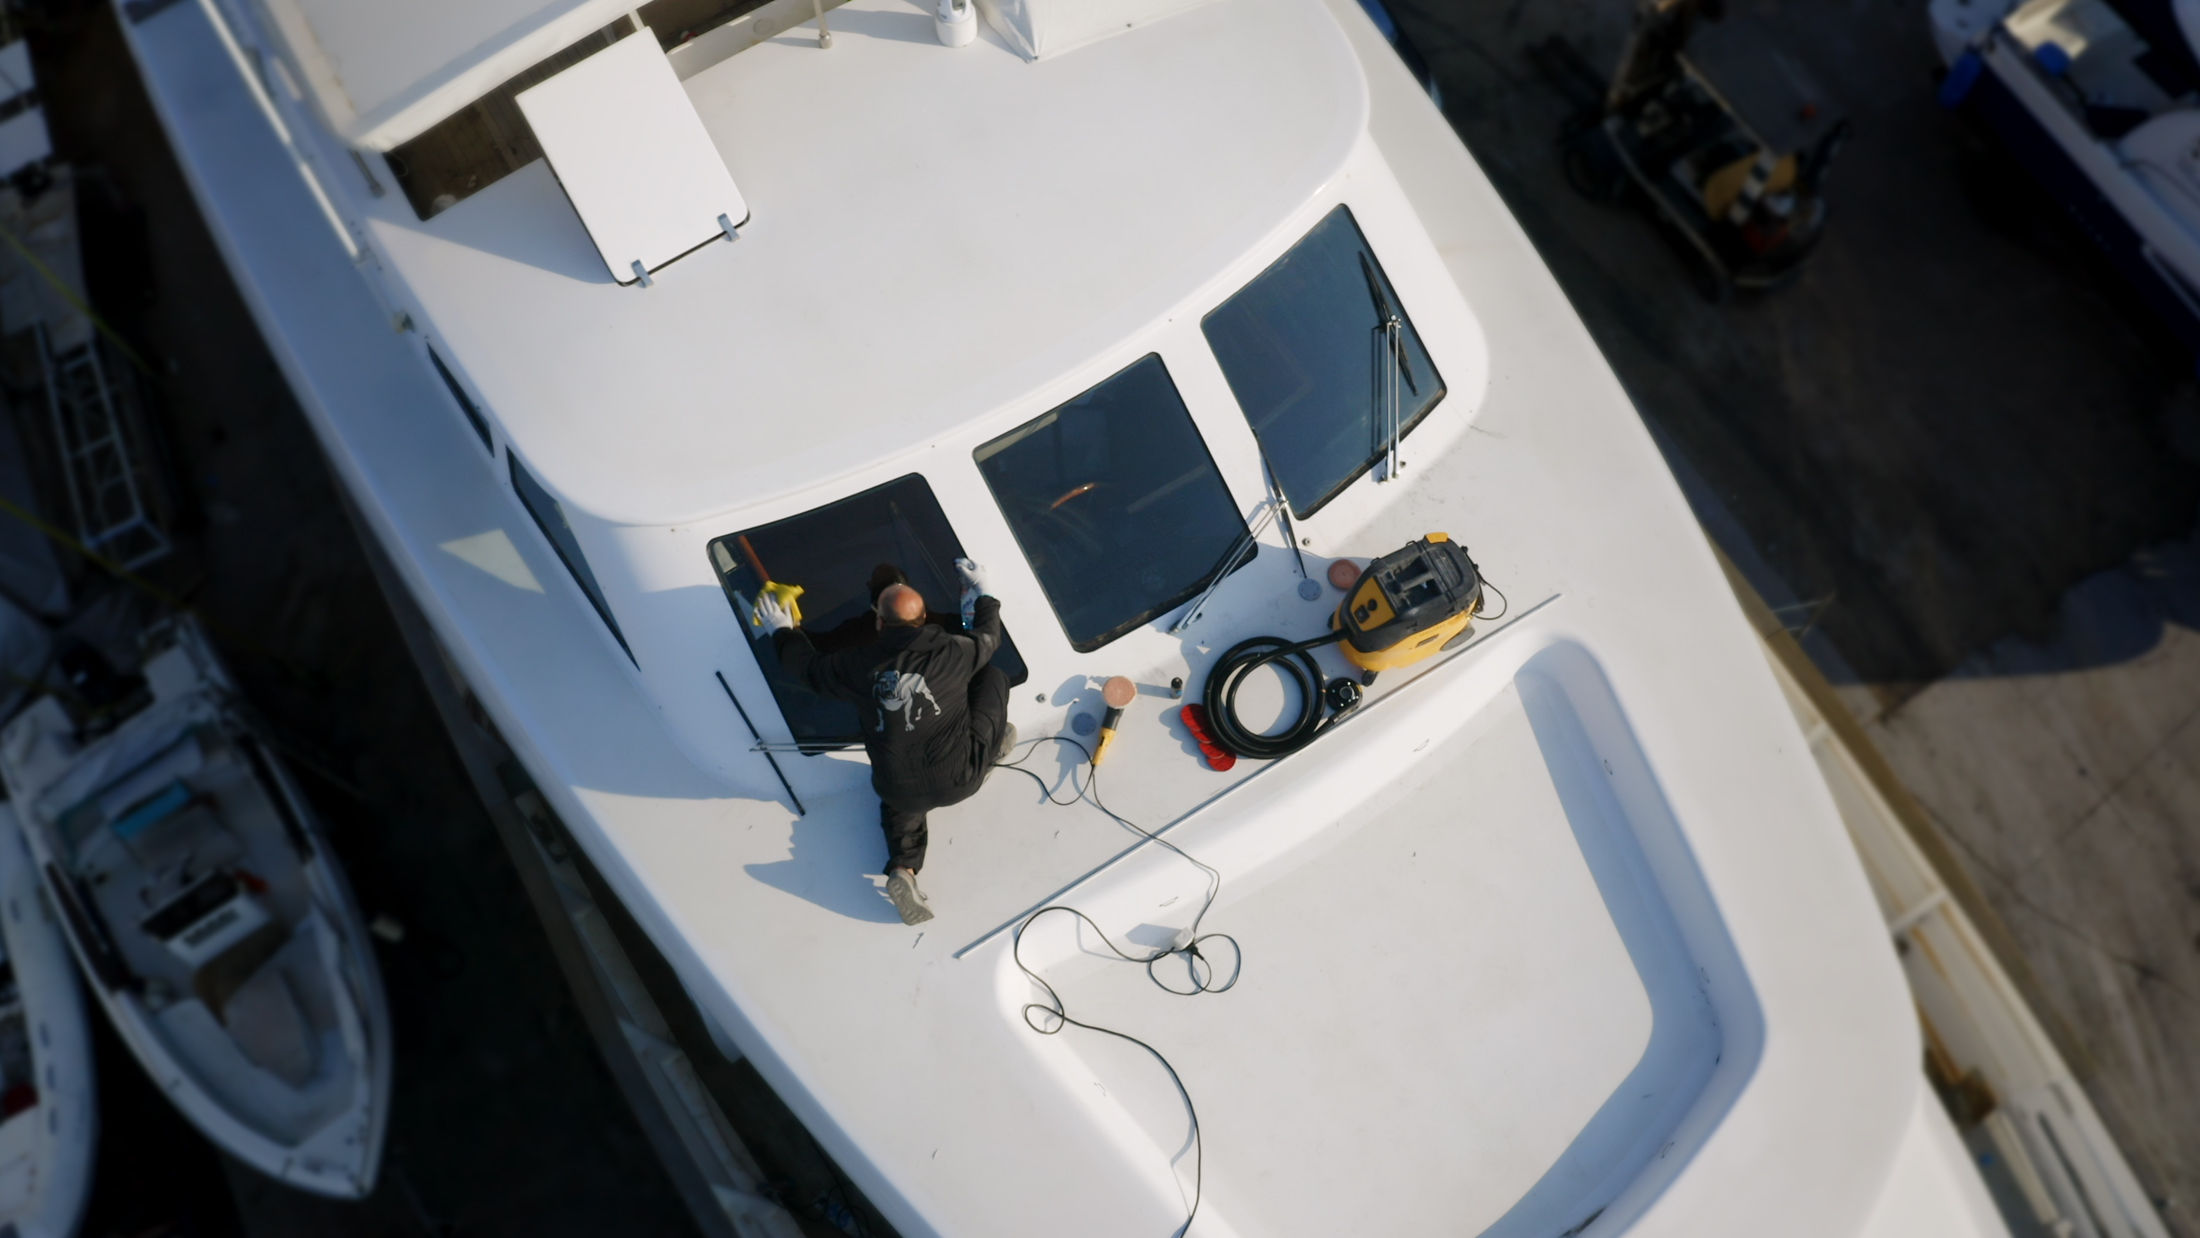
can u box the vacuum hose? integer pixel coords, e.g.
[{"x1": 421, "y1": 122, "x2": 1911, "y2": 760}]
[{"x1": 1202, "y1": 632, "x2": 1357, "y2": 760}]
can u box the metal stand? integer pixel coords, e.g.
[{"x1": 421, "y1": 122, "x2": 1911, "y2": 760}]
[{"x1": 37, "y1": 322, "x2": 169, "y2": 570}]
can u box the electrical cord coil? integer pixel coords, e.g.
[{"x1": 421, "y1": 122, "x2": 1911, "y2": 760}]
[
  {"x1": 1201, "y1": 631, "x2": 1354, "y2": 760},
  {"x1": 996, "y1": 736, "x2": 1239, "y2": 1238},
  {"x1": 1201, "y1": 567, "x2": 1509, "y2": 761}
]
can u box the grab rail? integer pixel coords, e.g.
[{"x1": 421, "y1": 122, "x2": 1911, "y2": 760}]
[{"x1": 183, "y1": 0, "x2": 361, "y2": 261}]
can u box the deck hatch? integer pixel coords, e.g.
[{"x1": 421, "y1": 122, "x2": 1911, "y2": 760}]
[{"x1": 514, "y1": 32, "x2": 749, "y2": 285}]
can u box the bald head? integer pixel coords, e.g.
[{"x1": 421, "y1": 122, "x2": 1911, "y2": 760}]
[{"x1": 877, "y1": 584, "x2": 927, "y2": 628}]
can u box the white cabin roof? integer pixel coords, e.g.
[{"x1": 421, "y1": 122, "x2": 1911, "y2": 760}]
[
  {"x1": 259, "y1": 0, "x2": 631, "y2": 149},
  {"x1": 365, "y1": 0, "x2": 1366, "y2": 526}
]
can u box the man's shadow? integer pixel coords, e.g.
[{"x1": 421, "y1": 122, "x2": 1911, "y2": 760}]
[{"x1": 743, "y1": 795, "x2": 903, "y2": 924}]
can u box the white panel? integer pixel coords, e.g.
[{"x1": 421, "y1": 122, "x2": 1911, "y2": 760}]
[
  {"x1": 0, "y1": 109, "x2": 50, "y2": 180},
  {"x1": 516, "y1": 34, "x2": 749, "y2": 285},
  {"x1": 0, "y1": 41, "x2": 35, "y2": 99},
  {"x1": 976, "y1": 0, "x2": 1215, "y2": 59}
]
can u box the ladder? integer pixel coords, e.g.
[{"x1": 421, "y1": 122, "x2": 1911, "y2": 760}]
[{"x1": 37, "y1": 321, "x2": 168, "y2": 571}]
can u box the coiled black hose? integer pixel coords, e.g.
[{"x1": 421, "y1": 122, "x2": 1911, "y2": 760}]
[{"x1": 1202, "y1": 631, "x2": 1351, "y2": 759}]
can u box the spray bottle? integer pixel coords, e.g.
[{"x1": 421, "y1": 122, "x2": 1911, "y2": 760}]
[
  {"x1": 936, "y1": 0, "x2": 975, "y2": 46},
  {"x1": 955, "y1": 557, "x2": 983, "y2": 630}
]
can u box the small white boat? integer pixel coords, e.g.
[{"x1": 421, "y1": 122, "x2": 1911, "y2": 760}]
[
  {"x1": 0, "y1": 617, "x2": 390, "y2": 1199},
  {"x1": 1932, "y1": 0, "x2": 2200, "y2": 352},
  {"x1": 0, "y1": 806, "x2": 94, "y2": 1238}
]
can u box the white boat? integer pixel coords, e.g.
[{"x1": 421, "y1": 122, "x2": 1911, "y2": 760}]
[
  {"x1": 0, "y1": 618, "x2": 389, "y2": 1198},
  {"x1": 1932, "y1": 0, "x2": 2200, "y2": 351},
  {"x1": 0, "y1": 806, "x2": 95, "y2": 1238},
  {"x1": 114, "y1": 0, "x2": 2019, "y2": 1233}
]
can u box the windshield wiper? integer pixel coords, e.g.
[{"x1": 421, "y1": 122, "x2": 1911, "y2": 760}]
[
  {"x1": 1359, "y1": 251, "x2": 1415, "y2": 482},
  {"x1": 1170, "y1": 497, "x2": 1281, "y2": 634}
]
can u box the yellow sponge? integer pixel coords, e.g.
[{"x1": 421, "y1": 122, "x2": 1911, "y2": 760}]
[{"x1": 750, "y1": 579, "x2": 806, "y2": 627}]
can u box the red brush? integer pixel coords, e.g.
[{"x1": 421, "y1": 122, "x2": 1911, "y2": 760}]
[{"x1": 1177, "y1": 704, "x2": 1236, "y2": 772}]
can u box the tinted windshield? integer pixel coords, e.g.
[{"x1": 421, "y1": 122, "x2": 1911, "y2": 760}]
[
  {"x1": 711, "y1": 475, "x2": 1025, "y2": 749},
  {"x1": 1202, "y1": 205, "x2": 1445, "y2": 518},
  {"x1": 975, "y1": 355, "x2": 1250, "y2": 652}
]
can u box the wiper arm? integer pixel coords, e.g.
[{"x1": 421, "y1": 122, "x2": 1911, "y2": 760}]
[
  {"x1": 1358, "y1": 253, "x2": 1417, "y2": 397},
  {"x1": 1359, "y1": 252, "x2": 1411, "y2": 482},
  {"x1": 1357, "y1": 249, "x2": 1389, "y2": 320},
  {"x1": 1170, "y1": 498, "x2": 1282, "y2": 634}
]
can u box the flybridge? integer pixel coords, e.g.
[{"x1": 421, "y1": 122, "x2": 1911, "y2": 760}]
[
  {"x1": 493, "y1": 0, "x2": 1216, "y2": 284},
  {"x1": 253, "y1": 0, "x2": 1217, "y2": 156},
  {"x1": 246, "y1": 0, "x2": 1216, "y2": 279}
]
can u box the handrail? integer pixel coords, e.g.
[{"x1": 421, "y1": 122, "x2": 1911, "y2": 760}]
[{"x1": 188, "y1": 0, "x2": 359, "y2": 260}]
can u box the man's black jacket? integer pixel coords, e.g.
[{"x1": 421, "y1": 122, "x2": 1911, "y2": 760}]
[{"x1": 773, "y1": 595, "x2": 1002, "y2": 804}]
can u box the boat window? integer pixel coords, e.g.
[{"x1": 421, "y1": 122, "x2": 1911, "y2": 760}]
[
  {"x1": 974, "y1": 354, "x2": 1251, "y2": 652},
  {"x1": 1201, "y1": 205, "x2": 1445, "y2": 518},
  {"x1": 510, "y1": 454, "x2": 634, "y2": 664},
  {"x1": 428, "y1": 346, "x2": 492, "y2": 453},
  {"x1": 710, "y1": 475, "x2": 1027, "y2": 750}
]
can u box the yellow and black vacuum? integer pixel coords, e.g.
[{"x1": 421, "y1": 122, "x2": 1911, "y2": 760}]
[
  {"x1": 1201, "y1": 533, "x2": 1484, "y2": 759},
  {"x1": 1332, "y1": 534, "x2": 1483, "y2": 673}
]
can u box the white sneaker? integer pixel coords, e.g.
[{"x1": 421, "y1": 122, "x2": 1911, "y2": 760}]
[{"x1": 885, "y1": 867, "x2": 934, "y2": 925}]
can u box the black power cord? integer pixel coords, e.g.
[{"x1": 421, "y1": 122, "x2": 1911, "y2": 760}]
[
  {"x1": 995, "y1": 737, "x2": 1241, "y2": 1238},
  {"x1": 1202, "y1": 631, "x2": 1356, "y2": 760}
]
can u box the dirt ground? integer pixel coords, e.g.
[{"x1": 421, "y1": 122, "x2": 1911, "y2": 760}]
[{"x1": 1390, "y1": 0, "x2": 2200, "y2": 701}]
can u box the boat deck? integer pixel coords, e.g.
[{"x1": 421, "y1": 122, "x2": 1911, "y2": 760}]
[{"x1": 992, "y1": 647, "x2": 1734, "y2": 1235}]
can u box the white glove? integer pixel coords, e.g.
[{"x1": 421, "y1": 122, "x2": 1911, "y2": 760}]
[
  {"x1": 752, "y1": 592, "x2": 796, "y2": 635},
  {"x1": 954, "y1": 558, "x2": 987, "y2": 629},
  {"x1": 955, "y1": 557, "x2": 988, "y2": 598}
]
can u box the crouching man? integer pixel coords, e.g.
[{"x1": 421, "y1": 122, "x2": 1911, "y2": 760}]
[{"x1": 753, "y1": 560, "x2": 1014, "y2": 925}]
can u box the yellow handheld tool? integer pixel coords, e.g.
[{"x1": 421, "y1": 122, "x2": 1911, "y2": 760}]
[
  {"x1": 1091, "y1": 676, "x2": 1136, "y2": 767},
  {"x1": 1332, "y1": 533, "x2": 1481, "y2": 673}
]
